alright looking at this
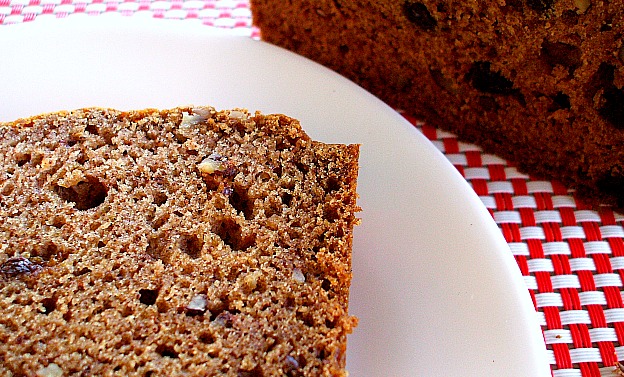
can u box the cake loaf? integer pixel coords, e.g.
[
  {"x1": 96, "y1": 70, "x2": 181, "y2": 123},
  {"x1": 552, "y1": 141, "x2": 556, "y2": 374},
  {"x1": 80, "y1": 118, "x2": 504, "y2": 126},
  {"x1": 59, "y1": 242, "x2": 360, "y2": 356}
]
[
  {"x1": 0, "y1": 107, "x2": 359, "y2": 376},
  {"x1": 251, "y1": 0, "x2": 624, "y2": 210}
]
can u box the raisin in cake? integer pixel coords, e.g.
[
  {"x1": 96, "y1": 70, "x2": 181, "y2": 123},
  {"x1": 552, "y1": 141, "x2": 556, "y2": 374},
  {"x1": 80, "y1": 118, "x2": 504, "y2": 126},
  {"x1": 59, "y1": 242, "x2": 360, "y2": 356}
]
[
  {"x1": 251, "y1": 0, "x2": 624, "y2": 210},
  {"x1": 0, "y1": 106, "x2": 360, "y2": 377}
]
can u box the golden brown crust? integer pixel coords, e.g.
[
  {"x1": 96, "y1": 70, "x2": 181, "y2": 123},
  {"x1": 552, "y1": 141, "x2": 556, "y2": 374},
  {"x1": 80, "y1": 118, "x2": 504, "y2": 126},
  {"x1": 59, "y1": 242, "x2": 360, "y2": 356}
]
[
  {"x1": 251, "y1": 0, "x2": 624, "y2": 210},
  {"x1": 0, "y1": 107, "x2": 359, "y2": 377}
]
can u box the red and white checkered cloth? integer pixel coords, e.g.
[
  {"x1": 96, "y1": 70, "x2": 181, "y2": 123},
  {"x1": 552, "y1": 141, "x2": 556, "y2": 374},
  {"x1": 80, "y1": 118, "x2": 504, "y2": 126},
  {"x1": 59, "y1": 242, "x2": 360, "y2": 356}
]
[
  {"x1": 0, "y1": 0, "x2": 259, "y2": 35},
  {"x1": 2, "y1": 2, "x2": 624, "y2": 376}
]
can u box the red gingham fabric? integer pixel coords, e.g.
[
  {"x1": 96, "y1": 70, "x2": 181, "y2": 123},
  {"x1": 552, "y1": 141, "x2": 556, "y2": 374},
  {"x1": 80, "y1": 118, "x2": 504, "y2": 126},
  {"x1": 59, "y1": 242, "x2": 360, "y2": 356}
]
[
  {"x1": 0, "y1": 0, "x2": 260, "y2": 37},
  {"x1": 2, "y1": 2, "x2": 624, "y2": 376}
]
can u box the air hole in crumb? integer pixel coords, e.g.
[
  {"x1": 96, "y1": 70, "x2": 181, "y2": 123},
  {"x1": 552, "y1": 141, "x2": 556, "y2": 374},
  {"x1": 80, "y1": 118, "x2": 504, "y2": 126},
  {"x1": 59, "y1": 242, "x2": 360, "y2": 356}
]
[
  {"x1": 466, "y1": 61, "x2": 514, "y2": 95},
  {"x1": 325, "y1": 318, "x2": 337, "y2": 329},
  {"x1": 403, "y1": 0, "x2": 437, "y2": 31},
  {"x1": 324, "y1": 204, "x2": 340, "y2": 222},
  {"x1": 321, "y1": 278, "x2": 331, "y2": 291},
  {"x1": 207, "y1": 297, "x2": 227, "y2": 320},
  {"x1": 151, "y1": 213, "x2": 169, "y2": 231},
  {"x1": 157, "y1": 300, "x2": 169, "y2": 313},
  {"x1": 276, "y1": 137, "x2": 291, "y2": 151},
  {"x1": 587, "y1": 63, "x2": 615, "y2": 99},
  {"x1": 76, "y1": 152, "x2": 88, "y2": 165},
  {"x1": 600, "y1": 20, "x2": 613, "y2": 32},
  {"x1": 155, "y1": 344, "x2": 178, "y2": 358},
  {"x1": 263, "y1": 200, "x2": 281, "y2": 219},
  {"x1": 209, "y1": 307, "x2": 224, "y2": 322},
  {"x1": 256, "y1": 171, "x2": 271, "y2": 183},
  {"x1": 526, "y1": 0, "x2": 554, "y2": 12},
  {"x1": 89, "y1": 222, "x2": 101, "y2": 232},
  {"x1": 598, "y1": 87, "x2": 624, "y2": 129},
  {"x1": 35, "y1": 243, "x2": 56, "y2": 261},
  {"x1": 174, "y1": 132, "x2": 188, "y2": 144},
  {"x1": 272, "y1": 165, "x2": 283, "y2": 177},
  {"x1": 237, "y1": 366, "x2": 264, "y2": 377},
  {"x1": 86, "y1": 112, "x2": 107, "y2": 137},
  {"x1": 41, "y1": 296, "x2": 57, "y2": 314},
  {"x1": 139, "y1": 289, "x2": 159, "y2": 306},
  {"x1": 102, "y1": 299, "x2": 113, "y2": 311},
  {"x1": 430, "y1": 68, "x2": 456, "y2": 94},
  {"x1": 295, "y1": 161, "x2": 309, "y2": 173},
  {"x1": 153, "y1": 191, "x2": 168, "y2": 206},
  {"x1": 201, "y1": 174, "x2": 220, "y2": 192},
  {"x1": 146, "y1": 235, "x2": 170, "y2": 263},
  {"x1": 550, "y1": 92, "x2": 571, "y2": 110},
  {"x1": 16, "y1": 153, "x2": 31, "y2": 166},
  {"x1": 30, "y1": 153, "x2": 43, "y2": 166},
  {"x1": 229, "y1": 187, "x2": 254, "y2": 219},
  {"x1": 326, "y1": 176, "x2": 341, "y2": 192},
  {"x1": 103, "y1": 272, "x2": 115, "y2": 283},
  {"x1": 296, "y1": 311, "x2": 315, "y2": 327},
  {"x1": 1, "y1": 182, "x2": 15, "y2": 196},
  {"x1": 179, "y1": 234, "x2": 203, "y2": 259},
  {"x1": 85, "y1": 122, "x2": 99, "y2": 135},
  {"x1": 51, "y1": 216, "x2": 66, "y2": 229},
  {"x1": 34, "y1": 242, "x2": 67, "y2": 263},
  {"x1": 559, "y1": 10, "x2": 578, "y2": 27},
  {"x1": 540, "y1": 41, "x2": 581, "y2": 72},
  {"x1": 97, "y1": 240, "x2": 106, "y2": 248},
  {"x1": 54, "y1": 176, "x2": 107, "y2": 210},
  {"x1": 281, "y1": 191, "x2": 293, "y2": 207},
  {"x1": 74, "y1": 267, "x2": 91, "y2": 276},
  {"x1": 213, "y1": 218, "x2": 255, "y2": 251},
  {"x1": 265, "y1": 339, "x2": 278, "y2": 354},
  {"x1": 312, "y1": 245, "x2": 321, "y2": 255},
  {"x1": 121, "y1": 306, "x2": 134, "y2": 317},
  {"x1": 227, "y1": 267, "x2": 242, "y2": 282},
  {"x1": 318, "y1": 348, "x2": 329, "y2": 361},
  {"x1": 199, "y1": 332, "x2": 216, "y2": 344}
]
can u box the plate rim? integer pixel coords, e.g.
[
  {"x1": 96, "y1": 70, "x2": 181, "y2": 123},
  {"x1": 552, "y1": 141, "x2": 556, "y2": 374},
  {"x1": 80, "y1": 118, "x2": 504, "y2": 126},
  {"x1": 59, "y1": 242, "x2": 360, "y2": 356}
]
[{"x1": 0, "y1": 16, "x2": 551, "y2": 376}]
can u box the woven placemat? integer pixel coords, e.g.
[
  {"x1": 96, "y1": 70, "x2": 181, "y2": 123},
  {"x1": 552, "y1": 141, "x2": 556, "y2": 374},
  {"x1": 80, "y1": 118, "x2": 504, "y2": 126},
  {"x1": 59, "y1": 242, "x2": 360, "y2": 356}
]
[
  {"x1": 402, "y1": 113, "x2": 624, "y2": 377},
  {"x1": 0, "y1": 0, "x2": 258, "y2": 36},
  {"x1": 2, "y1": 2, "x2": 624, "y2": 376}
]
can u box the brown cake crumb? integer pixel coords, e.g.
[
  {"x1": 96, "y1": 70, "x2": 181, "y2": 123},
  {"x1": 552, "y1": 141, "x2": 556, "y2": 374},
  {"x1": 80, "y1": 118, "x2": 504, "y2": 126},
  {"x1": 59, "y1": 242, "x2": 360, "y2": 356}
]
[
  {"x1": 251, "y1": 0, "x2": 624, "y2": 210},
  {"x1": 0, "y1": 106, "x2": 360, "y2": 376}
]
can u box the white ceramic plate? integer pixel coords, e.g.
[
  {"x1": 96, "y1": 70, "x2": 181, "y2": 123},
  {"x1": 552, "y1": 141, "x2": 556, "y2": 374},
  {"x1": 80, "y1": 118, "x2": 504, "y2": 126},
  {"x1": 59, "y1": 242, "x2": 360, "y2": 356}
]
[{"x1": 0, "y1": 15, "x2": 550, "y2": 376}]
